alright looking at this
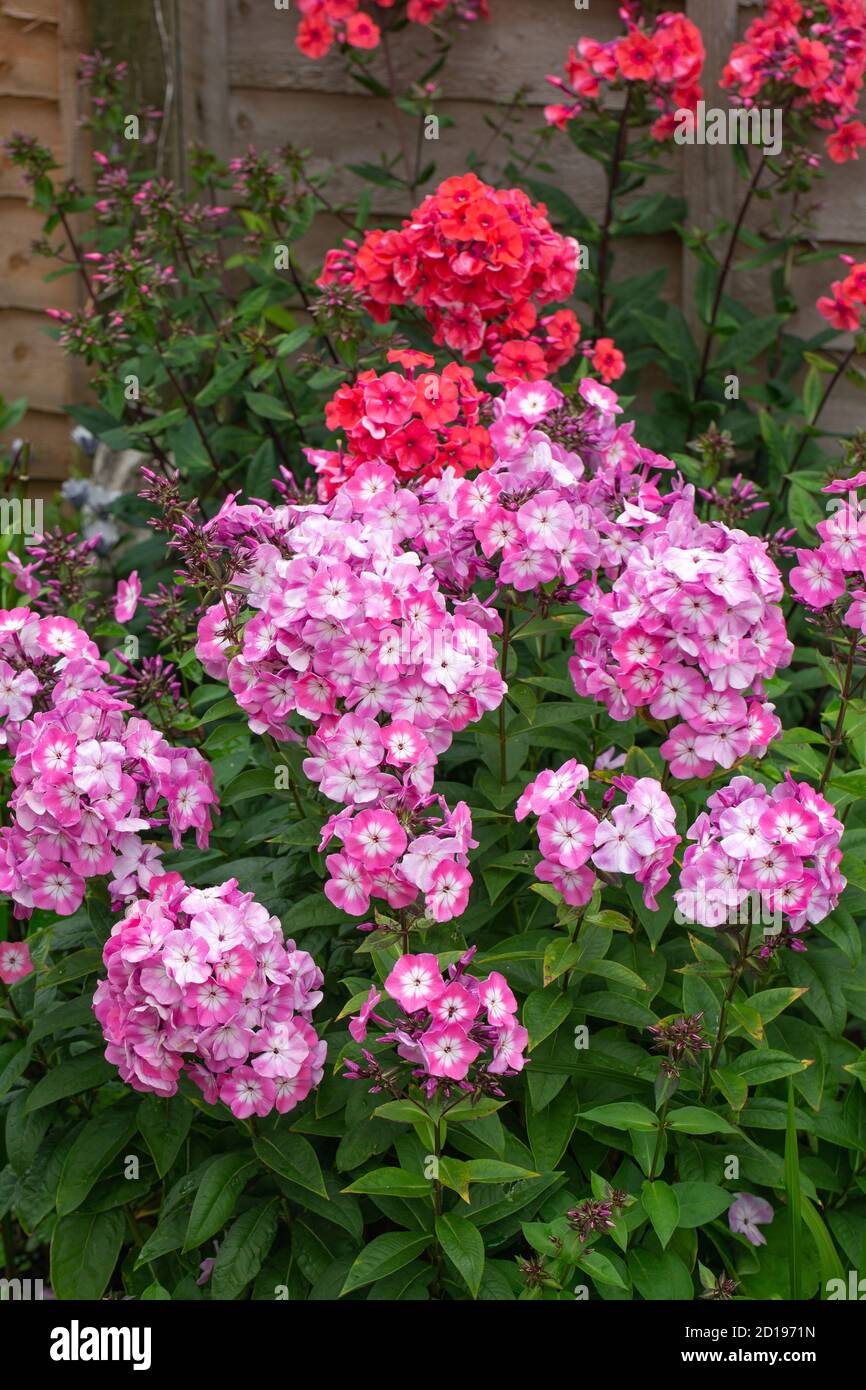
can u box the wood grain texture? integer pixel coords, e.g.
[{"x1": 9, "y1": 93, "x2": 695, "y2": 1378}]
[
  {"x1": 178, "y1": 0, "x2": 229, "y2": 163},
  {"x1": 226, "y1": 0, "x2": 619, "y2": 104},
  {"x1": 0, "y1": 96, "x2": 61, "y2": 195},
  {"x1": 228, "y1": 87, "x2": 683, "y2": 219},
  {"x1": 1, "y1": 307, "x2": 78, "y2": 411},
  {"x1": 0, "y1": 0, "x2": 60, "y2": 22},
  {"x1": 0, "y1": 13, "x2": 58, "y2": 98},
  {"x1": 0, "y1": 409, "x2": 76, "y2": 480},
  {"x1": 0, "y1": 198, "x2": 79, "y2": 310}
]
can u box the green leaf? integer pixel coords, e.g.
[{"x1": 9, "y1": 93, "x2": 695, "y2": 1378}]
[
  {"x1": 464, "y1": 1160, "x2": 539, "y2": 1184},
  {"x1": 135, "y1": 1206, "x2": 189, "y2": 1267},
  {"x1": 801, "y1": 1195, "x2": 845, "y2": 1297},
  {"x1": 342, "y1": 1168, "x2": 431, "y2": 1199},
  {"x1": 785, "y1": 951, "x2": 848, "y2": 1034},
  {"x1": 341, "y1": 1232, "x2": 432, "y2": 1294},
  {"x1": 38, "y1": 948, "x2": 102, "y2": 989},
  {"x1": 25, "y1": 1054, "x2": 114, "y2": 1112},
  {"x1": 628, "y1": 1247, "x2": 693, "y2": 1300},
  {"x1": 253, "y1": 1130, "x2": 327, "y2": 1198},
  {"x1": 244, "y1": 390, "x2": 293, "y2": 421},
  {"x1": 184, "y1": 1152, "x2": 257, "y2": 1251},
  {"x1": 275, "y1": 326, "x2": 313, "y2": 358},
  {"x1": 50, "y1": 1210, "x2": 125, "y2": 1300},
  {"x1": 435, "y1": 1212, "x2": 485, "y2": 1297},
  {"x1": 580, "y1": 1103, "x2": 659, "y2": 1132},
  {"x1": 210, "y1": 1198, "x2": 280, "y2": 1300},
  {"x1": 713, "y1": 314, "x2": 787, "y2": 372},
  {"x1": 732, "y1": 1050, "x2": 813, "y2": 1085},
  {"x1": 666, "y1": 1106, "x2": 736, "y2": 1135},
  {"x1": 56, "y1": 1106, "x2": 138, "y2": 1216},
  {"x1": 28, "y1": 997, "x2": 95, "y2": 1044},
  {"x1": 527, "y1": 1086, "x2": 577, "y2": 1169},
  {"x1": 137, "y1": 1093, "x2": 193, "y2": 1178},
  {"x1": 195, "y1": 358, "x2": 248, "y2": 407},
  {"x1": 576, "y1": 1247, "x2": 629, "y2": 1291},
  {"x1": 641, "y1": 1180, "x2": 680, "y2": 1249},
  {"x1": 523, "y1": 988, "x2": 573, "y2": 1050},
  {"x1": 672, "y1": 1182, "x2": 732, "y2": 1228},
  {"x1": 802, "y1": 364, "x2": 823, "y2": 425},
  {"x1": 785, "y1": 1078, "x2": 802, "y2": 1301}
]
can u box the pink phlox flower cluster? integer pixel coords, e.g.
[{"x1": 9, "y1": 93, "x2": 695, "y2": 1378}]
[
  {"x1": 789, "y1": 488, "x2": 866, "y2": 626},
  {"x1": 413, "y1": 377, "x2": 681, "y2": 594},
  {"x1": 569, "y1": 497, "x2": 792, "y2": 776},
  {"x1": 194, "y1": 487, "x2": 506, "y2": 774},
  {"x1": 517, "y1": 760, "x2": 680, "y2": 911},
  {"x1": 0, "y1": 686, "x2": 216, "y2": 920},
  {"x1": 675, "y1": 773, "x2": 845, "y2": 938},
  {"x1": 93, "y1": 874, "x2": 326, "y2": 1116},
  {"x1": 0, "y1": 939, "x2": 33, "y2": 984},
  {"x1": 346, "y1": 946, "x2": 526, "y2": 1094},
  {"x1": 316, "y1": 778, "x2": 476, "y2": 920},
  {"x1": 0, "y1": 606, "x2": 108, "y2": 753}
]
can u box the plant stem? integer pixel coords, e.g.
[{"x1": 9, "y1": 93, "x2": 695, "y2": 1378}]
[
  {"x1": 819, "y1": 632, "x2": 859, "y2": 792},
  {"x1": 648, "y1": 1098, "x2": 671, "y2": 1181},
  {"x1": 595, "y1": 87, "x2": 632, "y2": 336},
  {"x1": 429, "y1": 1117, "x2": 444, "y2": 1298},
  {"x1": 1, "y1": 1215, "x2": 16, "y2": 1279},
  {"x1": 702, "y1": 924, "x2": 753, "y2": 1098},
  {"x1": 786, "y1": 346, "x2": 857, "y2": 479},
  {"x1": 498, "y1": 602, "x2": 512, "y2": 784},
  {"x1": 690, "y1": 150, "x2": 768, "y2": 414}
]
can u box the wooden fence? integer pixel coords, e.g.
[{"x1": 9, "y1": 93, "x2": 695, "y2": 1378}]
[{"x1": 1, "y1": 0, "x2": 863, "y2": 483}]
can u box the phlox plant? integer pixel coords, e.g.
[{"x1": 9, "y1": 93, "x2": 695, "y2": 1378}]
[{"x1": 1, "y1": 2, "x2": 866, "y2": 1308}]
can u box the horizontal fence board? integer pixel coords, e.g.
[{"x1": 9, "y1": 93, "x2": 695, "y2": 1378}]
[
  {"x1": 0, "y1": 407, "x2": 75, "y2": 480},
  {"x1": 1, "y1": 1, "x2": 60, "y2": 21},
  {"x1": 0, "y1": 12, "x2": 58, "y2": 98},
  {"x1": 0, "y1": 96, "x2": 61, "y2": 195},
  {"x1": 227, "y1": 0, "x2": 620, "y2": 104},
  {"x1": 0, "y1": 197, "x2": 79, "y2": 310},
  {"x1": 0, "y1": 305, "x2": 77, "y2": 411},
  {"x1": 228, "y1": 87, "x2": 683, "y2": 222}
]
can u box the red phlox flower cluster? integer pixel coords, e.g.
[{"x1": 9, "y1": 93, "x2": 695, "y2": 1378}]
[
  {"x1": 570, "y1": 497, "x2": 792, "y2": 778},
  {"x1": 816, "y1": 254, "x2": 866, "y2": 330},
  {"x1": 675, "y1": 773, "x2": 845, "y2": 939},
  {"x1": 307, "y1": 348, "x2": 492, "y2": 499},
  {"x1": 545, "y1": 9, "x2": 705, "y2": 141},
  {"x1": 318, "y1": 172, "x2": 581, "y2": 376},
  {"x1": 720, "y1": 0, "x2": 866, "y2": 163},
  {"x1": 296, "y1": 1, "x2": 489, "y2": 61},
  {"x1": 516, "y1": 760, "x2": 680, "y2": 911},
  {"x1": 93, "y1": 874, "x2": 326, "y2": 1116},
  {"x1": 345, "y1": 946, "x2": 526, "y2": 1095}
]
